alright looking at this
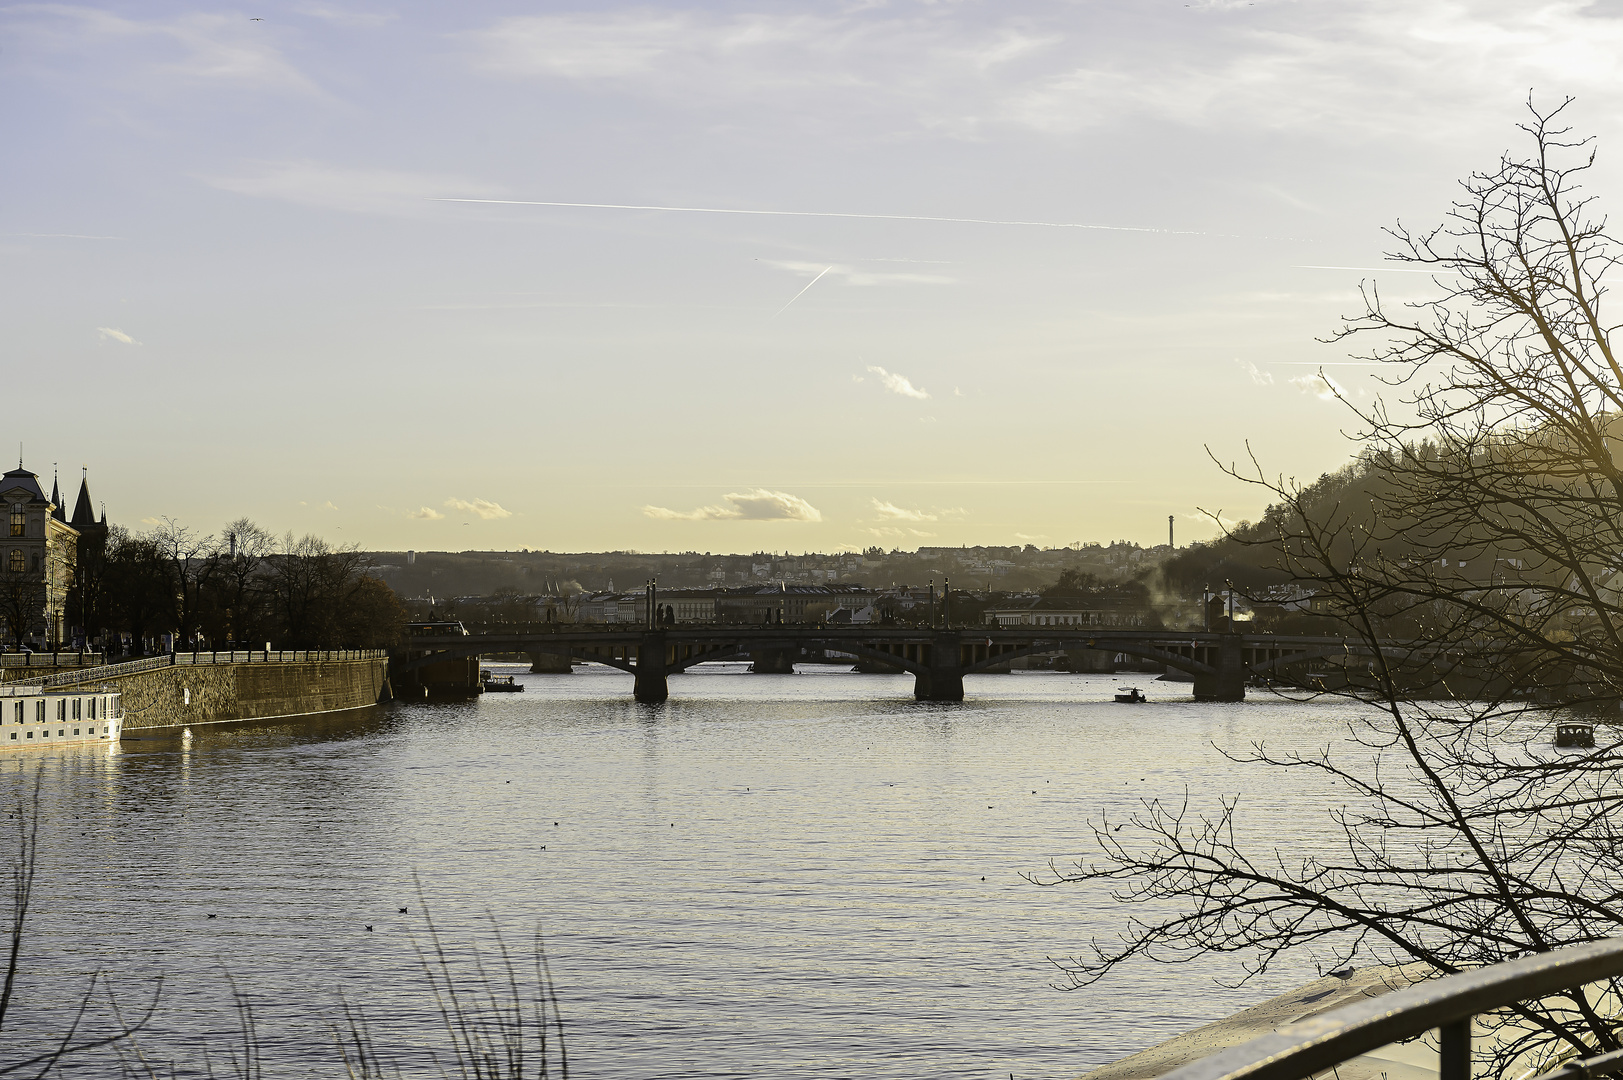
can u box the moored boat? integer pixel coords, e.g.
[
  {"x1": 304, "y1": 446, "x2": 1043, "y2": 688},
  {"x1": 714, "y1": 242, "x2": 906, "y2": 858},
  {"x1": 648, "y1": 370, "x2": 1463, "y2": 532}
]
[
  {"x1": 479, "y1": 671, "x2": 526, "y2": 693},
  {"x1": 0, "y1": 684, "x2": 123, "y2": 748}
]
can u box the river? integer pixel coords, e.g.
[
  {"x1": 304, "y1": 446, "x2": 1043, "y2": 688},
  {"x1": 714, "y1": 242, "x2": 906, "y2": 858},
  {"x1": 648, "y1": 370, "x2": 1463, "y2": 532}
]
[{"x1": 7, "y1": 664, "x2": 1381, "y2": 1078}]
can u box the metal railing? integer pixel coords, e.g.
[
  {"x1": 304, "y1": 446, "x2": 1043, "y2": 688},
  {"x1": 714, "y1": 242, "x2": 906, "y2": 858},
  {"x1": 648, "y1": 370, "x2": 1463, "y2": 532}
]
[
  {"x1": 0, "y1": 682, "x2": 117, "y2": 697},
  {"x1": 11, "y1": 649, "x2": 387, "y2": 688},
  {"x1": 0, "y1": 652, "x2": 104, "y2": 668},
  {"x1": 1160, "y1": 939, "x2": 1623, "y2": 1080}
]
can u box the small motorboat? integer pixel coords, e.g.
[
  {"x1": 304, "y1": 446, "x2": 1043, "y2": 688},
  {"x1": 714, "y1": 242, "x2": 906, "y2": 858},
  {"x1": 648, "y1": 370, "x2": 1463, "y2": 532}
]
[
  {"x1": 1554, "y1": 721, "x2": 1595, "y2": 748},
  {"x1": 1114, "y1": 687, "x2": 1147, "y2": 704},
  {"x1": 479, "y1": 672, "x2": 526, "y2": 693}
]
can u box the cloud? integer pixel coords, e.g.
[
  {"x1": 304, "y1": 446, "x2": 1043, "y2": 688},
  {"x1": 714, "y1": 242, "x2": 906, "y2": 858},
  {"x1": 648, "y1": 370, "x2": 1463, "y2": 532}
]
[
  {"x1": 321, "y1": 500, "x2": 338, "y2": 511},
  {"x1": 207, "y1": 161, "x2": 501, "y2": 217},
  {"x1": 97, "y1": 327, "x2": 139, "y2": 345},
  {"x1": 6, "y1": 7, "x2": 322, "y2": 95},
  {"x1": 864, "y1": 365, "x2": 930, "y2": 400},
  {"x1": 444, "y1": 497, "x2": 512, "y2": 520},
  {"x1": 457, "y1": 5, "x2": 1623, "y2": 147},
  {"x1": 1288, "y1": 372, "x2": 1345, "y2": 400},
  {"x1": 643, "y1": 489, "x2": 822, "y2": 522},
  {"x1": 871, "y1": 499, "x2": 937, "y2": 522},
  {"x1": 293, "y1": 4, "x2": 396, "y2": 27},
  {"x1": 1235, "y1": 358, "x2": 1273, "y2": 386},
  {"x1": 763, "y1": 259, "x2": 954, "y2": 288},
  {"x1": 409, "y1": 506, "x2": 445, "y2": 520}
]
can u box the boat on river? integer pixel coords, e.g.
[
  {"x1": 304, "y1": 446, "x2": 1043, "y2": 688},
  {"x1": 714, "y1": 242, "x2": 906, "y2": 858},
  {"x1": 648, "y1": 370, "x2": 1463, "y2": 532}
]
[
  {"x1": 0, "y1": 684, "x2": 123, "y2": 748},
  {"x1": 1555, "y1": 721, "x2": 1595, "y2": 748},
  {"x1": 479, "y1": 671, "x2": 525, "y2": 693},
  {"x1": 1114, "y1": 687, "x2": 1146, "y2": 704}
]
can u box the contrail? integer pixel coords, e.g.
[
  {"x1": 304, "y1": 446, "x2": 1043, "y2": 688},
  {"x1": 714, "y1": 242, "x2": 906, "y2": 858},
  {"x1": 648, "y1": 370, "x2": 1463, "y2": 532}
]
[
  {"x1": 772, "y1": 265, "x2": 834, "y2": 318},
  {"x1": 431, "y1": 197, "x2": 1215, "y2": 236}
]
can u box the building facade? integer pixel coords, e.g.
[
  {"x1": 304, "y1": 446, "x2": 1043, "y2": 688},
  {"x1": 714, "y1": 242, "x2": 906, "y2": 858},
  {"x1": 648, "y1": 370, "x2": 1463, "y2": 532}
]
[{"x1": 0, "y1": 465, "x2": 78, "y2": 647}]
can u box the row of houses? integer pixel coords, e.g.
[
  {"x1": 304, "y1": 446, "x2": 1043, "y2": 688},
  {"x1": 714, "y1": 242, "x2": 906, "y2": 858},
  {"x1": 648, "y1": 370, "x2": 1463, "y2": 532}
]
[
  {"x1": 576, "y1": 585, "x2": 880, "y2": 625},
  {"x1": 429, "y1": 584, "x2": 1198, "y2": 630}
]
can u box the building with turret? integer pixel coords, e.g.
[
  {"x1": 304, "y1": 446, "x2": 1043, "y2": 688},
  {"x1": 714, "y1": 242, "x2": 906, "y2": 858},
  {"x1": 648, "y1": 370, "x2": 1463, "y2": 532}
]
[{"x1": 0, "y1": 463, "x2": 79, "y2": 647}]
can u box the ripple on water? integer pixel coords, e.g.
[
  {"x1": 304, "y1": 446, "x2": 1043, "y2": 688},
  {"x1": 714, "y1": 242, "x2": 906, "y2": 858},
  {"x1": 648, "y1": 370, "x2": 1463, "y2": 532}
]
[{"x1": 7, "y1": 666, "x2": 1378, "y2": 1078}]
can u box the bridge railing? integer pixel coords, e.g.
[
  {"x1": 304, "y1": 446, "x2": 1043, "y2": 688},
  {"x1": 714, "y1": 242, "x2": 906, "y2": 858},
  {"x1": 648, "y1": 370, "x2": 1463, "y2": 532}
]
[
  {"x1": 1159, "y1": 939, "x2": 1623, "y2": 1080},
  {"x1": 11, "y1": 649, "x2": 387, "y2": 688}
]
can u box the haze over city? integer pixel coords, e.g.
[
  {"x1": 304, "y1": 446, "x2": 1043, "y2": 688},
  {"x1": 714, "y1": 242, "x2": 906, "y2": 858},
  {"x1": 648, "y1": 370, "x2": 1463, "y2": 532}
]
[{"x1": 9, "y1": 1, "x2": 1623, "y2": 551}]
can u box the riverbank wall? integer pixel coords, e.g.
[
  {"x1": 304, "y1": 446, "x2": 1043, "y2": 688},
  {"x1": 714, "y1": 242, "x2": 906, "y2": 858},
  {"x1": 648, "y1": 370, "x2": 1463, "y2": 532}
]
[{"x1": 21, "y1": 651, "x2": 391, "y2": 731}]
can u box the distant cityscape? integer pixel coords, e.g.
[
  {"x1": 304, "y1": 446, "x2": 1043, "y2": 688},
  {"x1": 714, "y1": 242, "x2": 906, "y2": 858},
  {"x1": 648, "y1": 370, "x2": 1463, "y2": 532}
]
[
  {"x1": 373, "y1": 539, "x2": 1173, "y2": 599},
  {"x1": 369, "y1": 540, "x2": 1275, "y2": 632}
]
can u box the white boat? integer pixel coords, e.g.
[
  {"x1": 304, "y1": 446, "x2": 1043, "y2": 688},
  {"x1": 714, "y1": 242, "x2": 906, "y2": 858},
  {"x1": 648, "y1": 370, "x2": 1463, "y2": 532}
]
[{"x1": 0, "y1": 684, "x2": 123, "y2": 749}]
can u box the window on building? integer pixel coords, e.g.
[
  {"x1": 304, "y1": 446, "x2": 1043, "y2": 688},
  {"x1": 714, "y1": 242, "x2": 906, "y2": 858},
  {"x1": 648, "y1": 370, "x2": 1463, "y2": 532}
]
[
  {"x1": 7, "y1": 550, "x2": 20, "y2": 573},
  {"x1": 88, "y1": 698, "x2": 96, "y2": 720},
  {"x1": 29, "y1": 554, "x2": 38, "y2": 573},
  {"x1": 7, "y1": 505, "x2": 19, "y2": 538},
  {"x1": 34, "y1": 701, "x2": 42, "y2": 722},
  {"x1": 9, "y1": 703, "x2": 17, "y2": 724},
  {"x1": 56, "y1": 700, "x2": 64, "y2": 721},
  {"x1": 72, "y1": 699, "x2": 80, "y2": 720}
]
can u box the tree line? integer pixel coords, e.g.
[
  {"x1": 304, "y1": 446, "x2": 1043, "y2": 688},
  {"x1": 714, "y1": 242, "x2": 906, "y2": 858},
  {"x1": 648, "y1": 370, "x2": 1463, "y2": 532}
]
[{"x1": 69, "y1": 517, "x2": 405, "y2": 655}]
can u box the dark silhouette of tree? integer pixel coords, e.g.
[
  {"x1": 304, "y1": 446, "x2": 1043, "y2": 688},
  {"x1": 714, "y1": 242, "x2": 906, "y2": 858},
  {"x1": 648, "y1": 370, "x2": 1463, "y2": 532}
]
[
  {"x1": 1050, "y1": 100, "x2": 1623, "y2": 1077},
  {"x1": 147, "y1": 517, "x2": 224, "y2": 648},
  {"x1": 264, "y1": 534, "x2": 402, "y2": 648},
  {"x1": 199, "y1": 518, "x2": 275, "y2": 647},
  {"x1": 102, "y1": 528, "x2": 170, "y2": 656},
  {"x1": 0, "y1": 571, "x2": 42, "y2": 647},
  {"x1": 338, "y1": 576, "x2": 407, "y2": 649}
]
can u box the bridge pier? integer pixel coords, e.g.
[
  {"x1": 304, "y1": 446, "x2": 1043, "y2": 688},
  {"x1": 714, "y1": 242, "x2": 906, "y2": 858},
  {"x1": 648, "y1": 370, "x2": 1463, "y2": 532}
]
[
  {"x1": 914, "y1": 634, "x2": 965, "y2": 702},
  {"x1": 633, "y1": 632, "x2": 668, "y2": 703},
  {"x1": 1193, "y1": 635, "x2": 1246, "y2": 702},
  {"x1": 749, "y1": 648, "x2": 796, "y2": 674},
  {"x1": 527, "y1": 650, "x2": 572, "y2": 674}
]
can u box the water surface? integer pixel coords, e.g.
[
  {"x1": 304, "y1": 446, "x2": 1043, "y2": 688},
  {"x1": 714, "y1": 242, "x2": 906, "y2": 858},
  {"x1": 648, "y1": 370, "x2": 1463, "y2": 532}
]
[{"x1": 10, "y1": 664, "x2": 1377, "y2": 1078}]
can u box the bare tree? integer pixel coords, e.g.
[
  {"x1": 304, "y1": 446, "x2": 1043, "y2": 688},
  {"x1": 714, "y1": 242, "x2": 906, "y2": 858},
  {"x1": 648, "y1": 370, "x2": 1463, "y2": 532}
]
[
  {"x1": 1052, "y1": 100, "x2": 1623, "y2": 1077},
  {"x1": 0, "y1": 572, "x2": 42, "y2": 648},
  {"x1": 147, "y1": 518, "x2": 222, "y2": 649},
  {"x1": 263, "y1": 533, "x2": 399, "y2": 648},
  {"x1": 205, "y1": 518, "x2": 276, "y2": 647},
  {"x1": 103, "y1": 528, "x2": 174, "y2": 657}
]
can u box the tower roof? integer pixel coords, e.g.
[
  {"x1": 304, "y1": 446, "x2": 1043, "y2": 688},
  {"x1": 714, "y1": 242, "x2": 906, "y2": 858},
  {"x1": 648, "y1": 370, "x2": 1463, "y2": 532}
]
[
  {"x1": 49, "y1": 470, "x2": 65, "y2": 522},
  {"x1": 0, "y1": 467, "x2": 44, "y2": 503},
  {"x1": 71, "y1": 469, "x2": 95, "y2": 529}
]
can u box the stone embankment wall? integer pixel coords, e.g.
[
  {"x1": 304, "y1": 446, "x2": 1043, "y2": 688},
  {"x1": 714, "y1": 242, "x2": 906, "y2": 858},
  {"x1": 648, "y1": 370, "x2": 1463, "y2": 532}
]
[{"x1": 104, "y1": 658, "x2": 390, "y2": 731}]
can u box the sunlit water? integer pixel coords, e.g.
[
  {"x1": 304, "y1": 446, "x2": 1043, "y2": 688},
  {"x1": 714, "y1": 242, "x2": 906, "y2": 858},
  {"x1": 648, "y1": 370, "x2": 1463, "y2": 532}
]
[{"x1": 5, "y1": 664, "x2": 1398, "y2": 1078}]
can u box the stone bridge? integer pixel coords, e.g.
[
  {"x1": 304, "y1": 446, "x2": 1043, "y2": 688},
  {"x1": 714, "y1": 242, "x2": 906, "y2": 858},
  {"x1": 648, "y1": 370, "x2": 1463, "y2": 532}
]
[{"x1": 396, "y1": 626, "x2": 1375, "y2": 703}]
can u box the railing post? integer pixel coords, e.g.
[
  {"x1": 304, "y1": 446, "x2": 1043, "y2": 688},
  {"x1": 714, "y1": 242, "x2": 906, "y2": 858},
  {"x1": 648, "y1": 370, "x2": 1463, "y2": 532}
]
[{"x1": 1439, "y1": 1017, "x2": 1471, "y2": 1080}]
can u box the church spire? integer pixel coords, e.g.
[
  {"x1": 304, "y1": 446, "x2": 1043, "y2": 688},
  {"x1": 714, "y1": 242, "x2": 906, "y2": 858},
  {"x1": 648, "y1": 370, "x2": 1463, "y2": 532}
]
[
  {"x1": 49, "y1": 465, "x2": 65, "y2": 523},
  {"x1": 71, "y1": 467, "x2": 96, "y2": 529}
]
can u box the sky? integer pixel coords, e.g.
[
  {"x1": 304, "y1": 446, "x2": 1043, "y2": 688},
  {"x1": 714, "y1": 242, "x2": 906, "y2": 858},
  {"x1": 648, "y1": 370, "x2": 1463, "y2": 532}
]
[{"x1": 7, "y1": 0, "x2": 1623, "y2": 554}]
